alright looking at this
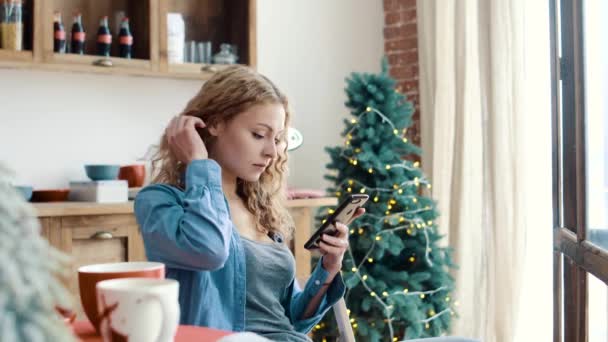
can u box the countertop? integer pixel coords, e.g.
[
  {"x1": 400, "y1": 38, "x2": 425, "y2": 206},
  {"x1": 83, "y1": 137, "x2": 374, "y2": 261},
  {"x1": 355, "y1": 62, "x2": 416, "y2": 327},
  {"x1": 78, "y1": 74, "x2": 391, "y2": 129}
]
[{"x1": 32, "y1": 197, "x2": 338, "y2": 217}]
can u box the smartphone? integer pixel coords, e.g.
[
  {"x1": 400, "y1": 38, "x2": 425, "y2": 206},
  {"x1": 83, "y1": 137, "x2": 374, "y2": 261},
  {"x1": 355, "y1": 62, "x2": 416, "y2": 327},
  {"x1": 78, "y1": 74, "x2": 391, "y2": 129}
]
[{"x1": 304, "y1": 194, "x2": 369, "y2": 250}]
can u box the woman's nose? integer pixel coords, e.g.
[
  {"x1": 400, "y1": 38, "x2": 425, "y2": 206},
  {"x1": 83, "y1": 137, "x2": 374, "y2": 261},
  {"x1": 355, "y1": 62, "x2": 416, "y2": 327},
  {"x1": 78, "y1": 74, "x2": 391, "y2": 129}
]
[{"x1": 264, "y1": 141, "x2": 278, "y2": 159}]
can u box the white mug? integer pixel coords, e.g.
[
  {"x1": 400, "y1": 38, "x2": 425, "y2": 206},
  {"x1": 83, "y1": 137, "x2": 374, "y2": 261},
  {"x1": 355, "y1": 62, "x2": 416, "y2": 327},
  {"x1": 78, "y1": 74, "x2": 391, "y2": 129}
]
[{"x1": 96, "y1": 278, "x2": 180, "y2": 342}]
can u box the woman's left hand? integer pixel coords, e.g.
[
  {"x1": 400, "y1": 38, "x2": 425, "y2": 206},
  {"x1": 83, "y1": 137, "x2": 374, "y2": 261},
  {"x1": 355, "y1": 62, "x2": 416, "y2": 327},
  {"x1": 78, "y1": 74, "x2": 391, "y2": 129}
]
[{"x1": 319, "y1": 208, "x2": 365, "y2": 274}]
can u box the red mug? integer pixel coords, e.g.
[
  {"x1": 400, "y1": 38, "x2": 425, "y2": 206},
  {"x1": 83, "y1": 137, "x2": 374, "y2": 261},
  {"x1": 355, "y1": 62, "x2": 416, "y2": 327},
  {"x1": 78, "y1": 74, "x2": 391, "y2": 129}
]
[
  {"x1": 78, "y1": 262, "x2": 165, "y2": 334},
  {"x1": 117, "y1": 164, "x2": 146, "y2": 188}
]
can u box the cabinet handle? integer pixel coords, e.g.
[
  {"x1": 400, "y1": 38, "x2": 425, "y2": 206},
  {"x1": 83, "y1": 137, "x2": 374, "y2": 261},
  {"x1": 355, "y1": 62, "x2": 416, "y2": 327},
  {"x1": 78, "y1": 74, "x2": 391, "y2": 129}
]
[
  {"x1": 91, "y1": 231, "x2": 114, "y2": 240},
  {"x1": 92, "y1": 59, "x2": 113, "y2": 67}
]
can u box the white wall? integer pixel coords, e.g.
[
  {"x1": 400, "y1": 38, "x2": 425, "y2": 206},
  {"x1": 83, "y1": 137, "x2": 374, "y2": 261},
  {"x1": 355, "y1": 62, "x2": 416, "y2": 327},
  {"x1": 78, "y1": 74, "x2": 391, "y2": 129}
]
[{"x1": 0, "y1": 0, "x2": 384, "y2": 189}]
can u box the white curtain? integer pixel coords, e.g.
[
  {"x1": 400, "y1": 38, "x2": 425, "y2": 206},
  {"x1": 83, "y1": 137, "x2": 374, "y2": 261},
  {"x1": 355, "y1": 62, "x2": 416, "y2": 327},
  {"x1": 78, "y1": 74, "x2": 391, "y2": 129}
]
[{"x1": 416, "y1": 1, "x2": 540, "y2": 341}]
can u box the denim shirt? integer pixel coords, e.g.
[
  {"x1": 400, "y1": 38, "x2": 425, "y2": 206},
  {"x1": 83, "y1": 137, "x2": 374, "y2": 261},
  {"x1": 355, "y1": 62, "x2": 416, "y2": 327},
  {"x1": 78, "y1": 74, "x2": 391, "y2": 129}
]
[{"x1": 134, "y1": 159, "x2": 345, "y2": 333}]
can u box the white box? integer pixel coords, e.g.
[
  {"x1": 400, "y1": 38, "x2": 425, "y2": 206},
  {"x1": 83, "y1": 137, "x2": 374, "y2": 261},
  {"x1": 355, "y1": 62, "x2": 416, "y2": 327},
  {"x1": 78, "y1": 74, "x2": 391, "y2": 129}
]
[{"x1": 69, "y1": 180, "x2": 129, "y2": 203}]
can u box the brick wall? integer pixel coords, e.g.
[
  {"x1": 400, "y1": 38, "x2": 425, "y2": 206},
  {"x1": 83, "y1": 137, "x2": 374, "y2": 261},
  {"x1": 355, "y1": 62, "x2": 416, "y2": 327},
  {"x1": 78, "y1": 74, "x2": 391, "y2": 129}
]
[{"x1": 383, "y1": 0, "x2": 420, "y2": 151}]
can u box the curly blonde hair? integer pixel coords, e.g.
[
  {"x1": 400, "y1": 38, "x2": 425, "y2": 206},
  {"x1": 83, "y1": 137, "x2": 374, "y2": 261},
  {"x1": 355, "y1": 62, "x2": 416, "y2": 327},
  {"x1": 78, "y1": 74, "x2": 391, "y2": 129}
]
[{"x1": 150, "y1": 65, "x2": 295, "y2": 241}]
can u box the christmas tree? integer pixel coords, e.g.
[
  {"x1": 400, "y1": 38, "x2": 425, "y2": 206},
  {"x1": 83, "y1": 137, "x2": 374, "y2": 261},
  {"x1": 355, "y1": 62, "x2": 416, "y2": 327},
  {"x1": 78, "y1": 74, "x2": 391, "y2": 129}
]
[
  {"x1": 313, "y1": 59, "x2": 456, "y2": 341},
  {"x1": 0, "y1": 165, "x2": 76, "y2": 342}
]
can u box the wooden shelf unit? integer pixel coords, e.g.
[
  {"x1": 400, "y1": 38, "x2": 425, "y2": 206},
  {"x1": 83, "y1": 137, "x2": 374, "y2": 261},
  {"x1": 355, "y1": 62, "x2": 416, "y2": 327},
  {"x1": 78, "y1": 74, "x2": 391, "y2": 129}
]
[{"x1": 0, "y1": 0, "x2": 256, "y2": 80}]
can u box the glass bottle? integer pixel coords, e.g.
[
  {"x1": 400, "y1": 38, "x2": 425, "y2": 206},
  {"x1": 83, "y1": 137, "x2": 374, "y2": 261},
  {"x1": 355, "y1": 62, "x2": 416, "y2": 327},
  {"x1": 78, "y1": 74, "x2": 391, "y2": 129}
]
[
  {"x1": 70, "y1": 13, "x2": 85, "y2": 55},
  {"x1": 96, "y1": 16, "x2": 111, "y2": 57},
  {"x1": 118, "y1": 17, "x2": 132, "y2": 59},
  {"x1": 53, "y1": 11, "x2": 66, "y2": 53}
]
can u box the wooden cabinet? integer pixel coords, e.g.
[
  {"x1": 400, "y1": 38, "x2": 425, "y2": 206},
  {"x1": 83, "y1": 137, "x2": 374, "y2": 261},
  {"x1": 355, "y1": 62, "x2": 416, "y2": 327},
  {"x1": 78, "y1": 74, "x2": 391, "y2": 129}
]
[
  {"x1": 0, "y1": 0, "x2": 255, "y2": 79},
  {"x1": 36, "y1": 203, "x2": 145, "y2": 318},
  {"x1": 34, "y1": 197, "x2": 336, "y2": 317}
]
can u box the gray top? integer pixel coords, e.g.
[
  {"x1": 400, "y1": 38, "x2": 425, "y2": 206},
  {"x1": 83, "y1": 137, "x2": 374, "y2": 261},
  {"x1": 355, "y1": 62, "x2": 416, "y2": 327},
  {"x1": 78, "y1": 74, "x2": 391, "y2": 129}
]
[{"x1": 242, "y1": 236, "x2": 312, "y2": 342}]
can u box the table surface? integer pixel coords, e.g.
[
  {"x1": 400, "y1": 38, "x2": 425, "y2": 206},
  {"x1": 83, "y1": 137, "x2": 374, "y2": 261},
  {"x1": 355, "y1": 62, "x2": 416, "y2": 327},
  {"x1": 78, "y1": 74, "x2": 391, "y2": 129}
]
[{"x1": 73, "y1": 320, "x2": 232, "y2": 341}]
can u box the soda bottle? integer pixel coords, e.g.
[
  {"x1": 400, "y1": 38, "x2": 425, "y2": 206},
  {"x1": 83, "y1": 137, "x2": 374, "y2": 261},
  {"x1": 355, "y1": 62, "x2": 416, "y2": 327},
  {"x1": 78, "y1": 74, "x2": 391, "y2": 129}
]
[
  {"x1": 53, "y1": 11, "x2": 66, "y2": 53},
  {"x1": 118, "y1": 17, "x2": 133, "y2": 59},
  {"x1": 70, "y1": 13, "x2": 85, "y2": 54},
  {"x1": 96, "y1": 16, "x2": 111, "y2": 57}
]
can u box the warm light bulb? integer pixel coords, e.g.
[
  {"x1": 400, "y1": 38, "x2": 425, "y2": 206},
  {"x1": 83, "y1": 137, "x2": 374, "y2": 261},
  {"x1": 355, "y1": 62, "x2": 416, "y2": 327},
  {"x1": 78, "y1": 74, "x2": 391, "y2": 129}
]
[
  {"x1": 328, "y1": 209, "x2": 335, "y2": 214},
  {"x1": 353, "y1": 159, "x2": 358, "y2": 165},
  {"x1": 420, "y1": 294, "x2": 426, "y2": 299},
  {"x1": 374, "y1": 196, "x2": 379, "y2": 202},
  {"x1": 393, "y1": 129, "x2": 399, "y2": 135},
  {"x1": 368, "y1": 168, "x2": 373, "y2": 173},
  {"x1": 382, "y1": 291, "x2": 388, "y2": 297},
  {"x1": 386, "y1": 165, "x2": 391, "y2": 170},
  {"x1": 347, "y1": 187, "x2": 352, "y2": 192},
  {"x1": 403, "y1": 138, "x2": 408, "y2": 143},
  {"x1": 351, "y1": 118, "x2": 357, "y2": 124},
  {"x1": 355, "y1": 148, "x2": 361, "y2": 153},
  {"x1": 409, "y1": 256, "x2": 415, "y2": 262},
  {"x1": 366, "y1": 107, "x2": 372, "y2": 112},
  {"x1": 335, "y1": 191, "x2": 341, "y2": 196},
  {"x1": 368, "y1": 258, "x2": 373, "y2": 263},
  {"x1": 351, "y1": 267, "x2": 357, "y2": 272},
  {"x1": 375, "y1": 236, "x2": 381, "y2": 241},
  {"x1": 348, "y1": 180, "x2": 354, "y2": 185},
  {"x1": 414, "y1": 161, "x2": 420, "y2": 168},
  {"x1": 370, "y1": 292, "x2": 376, "y2": 297},
  {"x1": 358, "y1": 228, "x2": 364, "y2": 234},
  {"x1": 403, "y1": 288, "x2": 409, "y2": 293},
  {"x1": 362, "y1": 275, "x2": 368, "y2": 280},
  {"x1": 398, "y1": 189, "x2": 403, "y2": 194}
]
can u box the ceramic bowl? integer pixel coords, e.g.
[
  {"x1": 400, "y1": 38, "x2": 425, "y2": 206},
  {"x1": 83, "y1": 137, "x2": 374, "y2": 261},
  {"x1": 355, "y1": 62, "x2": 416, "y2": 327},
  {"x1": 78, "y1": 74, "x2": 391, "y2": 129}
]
[
  {"x1": 14, "y1": 185, "x2": 33, "y2": 201},
  {"x1": 84, "y1": 164, "x2": 120, "y2": 181},
  {"x1": 78, "y1": 262, "x2": 165, "y2": 334},
  {"x1": 118, "y1": 164, "x2": 146, "y2": 188},
  {"x1": 31, "y1": 189, "x2": 70, "y2": 202}
]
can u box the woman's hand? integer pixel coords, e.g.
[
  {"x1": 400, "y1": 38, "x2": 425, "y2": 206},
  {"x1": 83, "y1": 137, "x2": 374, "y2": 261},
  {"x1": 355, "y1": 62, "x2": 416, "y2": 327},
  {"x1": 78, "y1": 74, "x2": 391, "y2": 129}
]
[
  {"x1": 165, "y1": 115, "x2": 208, "y2": 163},
  {"x1": 319, "y1": 208, "x2": 365, "y2": 274}
]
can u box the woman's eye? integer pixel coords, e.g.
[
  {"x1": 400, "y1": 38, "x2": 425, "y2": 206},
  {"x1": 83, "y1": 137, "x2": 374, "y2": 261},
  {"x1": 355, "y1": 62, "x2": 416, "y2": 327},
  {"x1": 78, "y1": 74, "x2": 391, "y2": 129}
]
[
  {"x1": 275, "y1": 138, "x2": 281, "y2": 144},
  {"x1": 252, "y1": 132, "x2": 264, "y2": 139}
]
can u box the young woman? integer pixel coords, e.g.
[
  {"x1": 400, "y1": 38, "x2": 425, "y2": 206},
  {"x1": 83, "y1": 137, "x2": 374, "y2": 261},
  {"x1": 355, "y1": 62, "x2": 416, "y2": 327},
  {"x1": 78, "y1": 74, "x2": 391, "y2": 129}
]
[{"x1": 134, "y1": 65, "x2": 364, "y2": 341}]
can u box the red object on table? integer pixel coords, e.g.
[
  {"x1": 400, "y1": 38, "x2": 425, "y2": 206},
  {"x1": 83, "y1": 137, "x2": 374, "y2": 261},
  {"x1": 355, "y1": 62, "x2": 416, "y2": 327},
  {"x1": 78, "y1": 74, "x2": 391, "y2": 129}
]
[{"x1": 73, "y1": 320, "x2": 233, "y2": 341}]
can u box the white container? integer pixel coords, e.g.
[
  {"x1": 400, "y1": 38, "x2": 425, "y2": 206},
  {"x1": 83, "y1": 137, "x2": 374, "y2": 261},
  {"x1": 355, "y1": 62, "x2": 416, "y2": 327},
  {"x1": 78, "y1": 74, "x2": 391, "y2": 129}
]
[
  {"x1": 167, "y1": 13, "x2": 185, "y2": 64},
  {"x1": 69, "y1": 180, "x2": 128, "y2": 203}
]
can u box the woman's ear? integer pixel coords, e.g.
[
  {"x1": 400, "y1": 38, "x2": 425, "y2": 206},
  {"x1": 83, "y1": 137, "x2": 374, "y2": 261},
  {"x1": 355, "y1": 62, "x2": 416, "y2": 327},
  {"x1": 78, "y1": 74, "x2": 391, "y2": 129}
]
[{"x1": 207, "y1": 122, "x2": 225, "y2": 137}]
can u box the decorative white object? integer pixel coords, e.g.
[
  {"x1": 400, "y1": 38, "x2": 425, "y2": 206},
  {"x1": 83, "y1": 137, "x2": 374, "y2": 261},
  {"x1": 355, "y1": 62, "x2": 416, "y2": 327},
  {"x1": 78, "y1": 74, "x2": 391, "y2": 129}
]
[
  {"x1": 69, "y1": 180, "x2": 128, "y2": 203},
  {"x1": 0, "y1": 164, "x2": 75, "y2": 342},
  {"x1": 167, "y1": 13, "x2": 185, "y2": 64},
  {"x1": 287, "y1": 127, "x2": 303, "y2": 151}
]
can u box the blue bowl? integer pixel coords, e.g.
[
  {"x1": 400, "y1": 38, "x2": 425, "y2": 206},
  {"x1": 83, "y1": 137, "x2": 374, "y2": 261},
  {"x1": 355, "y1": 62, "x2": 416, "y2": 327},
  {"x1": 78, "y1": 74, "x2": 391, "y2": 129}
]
[
  {"x1": 84, "y1": 164, "x2": 120, "y2": 181},
  {"x1": 14, "y1": 185, "x2": 33, "y2": 201}
]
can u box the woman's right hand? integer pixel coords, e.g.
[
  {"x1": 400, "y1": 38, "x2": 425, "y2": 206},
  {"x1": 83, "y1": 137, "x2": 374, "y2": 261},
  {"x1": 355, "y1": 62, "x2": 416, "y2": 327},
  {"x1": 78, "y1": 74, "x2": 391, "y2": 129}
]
[{"x1": 165, "y1": 115, "x2": 208, "y2": 163}]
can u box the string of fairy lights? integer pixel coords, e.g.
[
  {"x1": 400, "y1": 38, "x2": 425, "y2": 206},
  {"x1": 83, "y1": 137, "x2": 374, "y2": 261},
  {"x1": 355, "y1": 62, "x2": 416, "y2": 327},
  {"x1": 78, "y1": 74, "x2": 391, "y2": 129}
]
[{"x1": 314, "y1": 105, "x2": 457, "y2": 341}]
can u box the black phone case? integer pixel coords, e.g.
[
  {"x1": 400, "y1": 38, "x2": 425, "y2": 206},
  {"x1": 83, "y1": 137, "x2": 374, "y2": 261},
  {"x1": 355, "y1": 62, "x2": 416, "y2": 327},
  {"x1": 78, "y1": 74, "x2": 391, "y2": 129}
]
[{"x1": 304, "y1": 194, "x2": 369, "y2": 249}]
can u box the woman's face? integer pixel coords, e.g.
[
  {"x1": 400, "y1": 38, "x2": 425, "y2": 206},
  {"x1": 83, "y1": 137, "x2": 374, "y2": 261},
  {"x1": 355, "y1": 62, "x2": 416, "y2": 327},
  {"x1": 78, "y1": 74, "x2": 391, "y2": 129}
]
[{"x1": 208, "y1": 102, "x2": 286, "y2": 182}]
